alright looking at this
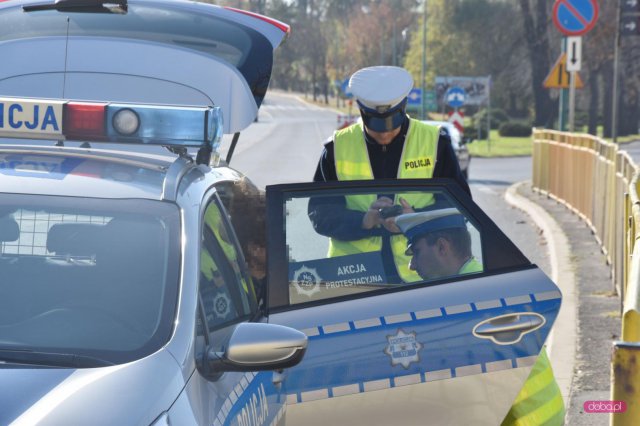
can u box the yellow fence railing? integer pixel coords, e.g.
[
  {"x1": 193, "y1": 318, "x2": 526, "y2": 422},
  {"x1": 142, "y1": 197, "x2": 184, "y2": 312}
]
[{"x1": 532, "y1": 129, "x2": 639, "y2": 425}]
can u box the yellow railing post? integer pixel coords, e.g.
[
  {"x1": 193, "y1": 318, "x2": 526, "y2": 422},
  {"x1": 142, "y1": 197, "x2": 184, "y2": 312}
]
[
  {"x1": 531, "y1": 130, "x2": 640, "y2": 426},
  {"x1": 611, "y1": 342, "x2": 640, "y2": 425}
]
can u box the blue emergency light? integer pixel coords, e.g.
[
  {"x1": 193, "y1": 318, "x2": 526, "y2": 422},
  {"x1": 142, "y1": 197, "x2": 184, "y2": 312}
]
[{"x1": 0, "y1": 97, "x2": 223, "y2": 164}]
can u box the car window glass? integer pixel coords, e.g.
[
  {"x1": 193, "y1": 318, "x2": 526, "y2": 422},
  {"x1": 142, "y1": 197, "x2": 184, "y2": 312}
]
[
  {"x1": 285, "y1": 187, "x2": 482, "y2": 305},
  {"x1": 199, "y1": 197, "x2": 257, "y2": 333},
  {"x1": 0, "y1": 194, "x2": 180, "y2": 366},
  {"x1": 214, "y1": 179, "x2": 267, "y2": 301}
]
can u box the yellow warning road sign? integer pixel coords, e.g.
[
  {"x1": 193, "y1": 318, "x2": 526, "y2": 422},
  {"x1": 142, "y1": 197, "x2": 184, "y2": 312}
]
[{"x1": 543, "y1": 53, "x2": 584, "y2": 89}]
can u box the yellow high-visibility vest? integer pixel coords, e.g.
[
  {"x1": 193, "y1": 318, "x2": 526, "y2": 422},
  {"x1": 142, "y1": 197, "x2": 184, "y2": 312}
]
[
  {"x1": 329, "y1": 118, "x2": 440, "y2": 282},
  {"x1": 501, "y1": 347, "x2": 566, "y2": 425},
  {"x1": 459, "y1": 257, "x2": 483, "y2": 275},
  {"x1": 202, "y1": 205, "x2": 251, "y2": 297}
]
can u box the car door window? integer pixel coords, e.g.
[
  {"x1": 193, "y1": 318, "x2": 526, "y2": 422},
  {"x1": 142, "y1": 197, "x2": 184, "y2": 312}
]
[
  {"x1": 265, "y1": 180, "x2": 558, "y2": 425},
  {"x1": 266, "y1": 180, "x2": 529, "y2": 309},
  {"x1": 198, "y1": 196, "x2": 257, "y2": 335}
]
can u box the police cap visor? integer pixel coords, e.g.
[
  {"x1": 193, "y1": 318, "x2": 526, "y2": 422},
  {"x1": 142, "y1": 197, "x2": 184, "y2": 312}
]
[{"x1": 358, "y1": 99, "x2": 407, "y2": 133}]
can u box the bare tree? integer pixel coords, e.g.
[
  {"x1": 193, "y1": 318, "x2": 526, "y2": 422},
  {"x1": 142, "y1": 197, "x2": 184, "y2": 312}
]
[{"x1": 518, "y1": 0, "x2": 554, "y2": 127}]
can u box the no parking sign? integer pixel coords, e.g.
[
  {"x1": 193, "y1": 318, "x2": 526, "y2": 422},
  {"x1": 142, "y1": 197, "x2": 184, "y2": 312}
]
[{"x1": 552, "y1": 0, "x2": 599, "y2": 36}]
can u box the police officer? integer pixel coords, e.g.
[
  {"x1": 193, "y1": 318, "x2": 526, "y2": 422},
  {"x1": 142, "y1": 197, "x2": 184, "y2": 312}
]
[
  {"x1": 313, "y1": 66, "x2": 470, "y2": 191},
  {"x1": 309, "y1": 66, "x2": 470, "y2": 283},
  {"x1": 395, "y1": 208, "x2": 482, "y2": 280}
]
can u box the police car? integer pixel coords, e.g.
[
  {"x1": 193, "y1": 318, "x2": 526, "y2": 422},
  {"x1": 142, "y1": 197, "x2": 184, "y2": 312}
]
[{"x1": 0, "y1": 1, "x2": 561, "y2": 425}]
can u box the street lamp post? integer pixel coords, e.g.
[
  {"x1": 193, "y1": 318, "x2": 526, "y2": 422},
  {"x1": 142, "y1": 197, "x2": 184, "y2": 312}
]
[{"x1": 420, "y1": 0, "x2": 426, "y2": 120}]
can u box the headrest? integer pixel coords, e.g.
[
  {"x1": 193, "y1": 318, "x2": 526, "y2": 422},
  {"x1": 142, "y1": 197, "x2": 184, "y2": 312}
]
[
  {"x1": 46, "y1": 223, "x2": 103, "y2": 256},
  {"x1": 0, "y1": 217, "x2": 19, "y2": 243}
]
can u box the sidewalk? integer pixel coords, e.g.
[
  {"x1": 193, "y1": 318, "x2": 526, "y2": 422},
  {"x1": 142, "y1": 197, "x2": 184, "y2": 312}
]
[{"x1": 508, "y1": 181, "x2": 621, "y2": 426}]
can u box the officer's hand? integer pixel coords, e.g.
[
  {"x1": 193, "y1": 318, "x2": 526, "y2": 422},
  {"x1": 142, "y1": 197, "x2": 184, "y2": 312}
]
[
  {"x1": 361, "y1": 197, "x2": 393, "y2": 230},
  {"x1": 398, "y1": 197, "x2": 414, "y2": 214},
  {"x1": 381, "y1": 217, "x2": 400, "y2": 233},
  {"x1": 381, "y1": 197, "x2": 414, "y2": 233}
]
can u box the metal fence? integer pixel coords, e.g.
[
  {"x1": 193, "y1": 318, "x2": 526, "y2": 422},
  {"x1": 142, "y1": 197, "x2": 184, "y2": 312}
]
[{"x1": 532, "y1": 129, "x2": 639, "y2": 425}]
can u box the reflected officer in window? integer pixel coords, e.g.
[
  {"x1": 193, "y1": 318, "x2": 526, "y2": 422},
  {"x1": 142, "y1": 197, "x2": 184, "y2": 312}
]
[{"x1": 395, "y1": 208, "x2": 482, "y2": 280}]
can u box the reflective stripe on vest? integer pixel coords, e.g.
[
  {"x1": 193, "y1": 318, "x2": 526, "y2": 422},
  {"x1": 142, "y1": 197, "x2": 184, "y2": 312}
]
[
  {"x1": 329, "y1": 119, "x2": 440, "y2": 282},
  {"x1": 501, "y1": 347, "x2": 565, "y2": 426}
]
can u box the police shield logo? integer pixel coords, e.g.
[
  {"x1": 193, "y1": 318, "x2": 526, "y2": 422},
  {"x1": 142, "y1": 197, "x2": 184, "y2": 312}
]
[
  {"x1": 292, "y1": 265, "x2": 321, "y2": 297},
  {"x1": 384, "y1": 329, "x2": 422, "y2": 369},
  {"x1": 212, "y1": 292, "x2": 232, "y2": 319}
]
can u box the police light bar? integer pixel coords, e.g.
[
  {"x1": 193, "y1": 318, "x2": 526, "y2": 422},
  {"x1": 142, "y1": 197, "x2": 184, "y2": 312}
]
[{"x1": 0, "y1": 97, "x2": 223, "y2": 152}]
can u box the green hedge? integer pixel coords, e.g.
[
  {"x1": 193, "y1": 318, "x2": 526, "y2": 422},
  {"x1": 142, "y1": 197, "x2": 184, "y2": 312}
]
[
  {"x1": 473, "y1": 108, "x2": 510, "y2": 130},
  {"x1": 498, "y1": 121, "x2": 533, "y2": 137},
  {"x1": 463, "y1": 125, "x2": 488, "y2": 140}
]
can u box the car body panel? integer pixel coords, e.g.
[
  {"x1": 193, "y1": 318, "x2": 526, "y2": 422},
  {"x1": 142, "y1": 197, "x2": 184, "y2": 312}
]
[
  {"x1": 0, "y1": 148, "x2": 288, "y2": 426},
  {"x1": 165, "y1": 169, "x2": 288, "y2": 426},
  {"x1": 63, "y1": 38, "x2": 255, "y2": 133},
  {"x1": 269, "y1": 269, "x2": 560, "y2": 425},
  {"x1": 178, "y1": 369, "x2": 286, "y2": 426},
  {"x1": 1, "y1": 350, "x2": 184, "y2": 426},
  {"x1": 264, "y1": 180, "x2": 561, "y2": 424},
  {"x1": 0, "y1": 38, "x2": 67, "y2": 99},
  {"x1": 0, "y1": 146, "x2": 169, "y2": 199},
  {"x1": 0, "y1": 0, "x2": 289, "y2": 134}
]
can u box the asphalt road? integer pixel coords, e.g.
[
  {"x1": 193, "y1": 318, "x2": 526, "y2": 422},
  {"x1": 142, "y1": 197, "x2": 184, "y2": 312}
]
[{"x1": 219, "y1": 92, "x2": 336, "y2": 187}]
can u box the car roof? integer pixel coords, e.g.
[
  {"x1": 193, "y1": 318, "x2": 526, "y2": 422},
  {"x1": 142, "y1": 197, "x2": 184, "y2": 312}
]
[
  {"x1": 0, "y1": 0, "x2": 289, "y2": 134},
  {"x1": 0, "y1": 144, "x2": 174, "y2": 199}
]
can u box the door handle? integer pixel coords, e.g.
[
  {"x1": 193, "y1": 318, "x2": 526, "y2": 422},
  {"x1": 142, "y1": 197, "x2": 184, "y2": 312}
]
[{"x1": 473, "y1": 313, "x2": 545, "y2": 345}]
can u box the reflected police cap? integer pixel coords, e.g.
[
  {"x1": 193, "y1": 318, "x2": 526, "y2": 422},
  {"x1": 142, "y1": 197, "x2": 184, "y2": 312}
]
[{"x1": 395, "y1": 208, "x2": 466, "y2": 253}]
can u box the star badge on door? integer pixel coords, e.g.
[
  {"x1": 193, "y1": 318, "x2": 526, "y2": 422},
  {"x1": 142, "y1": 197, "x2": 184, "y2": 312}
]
[{"x1": 384, "y1": 329, "x2": 422, "y2": 369}]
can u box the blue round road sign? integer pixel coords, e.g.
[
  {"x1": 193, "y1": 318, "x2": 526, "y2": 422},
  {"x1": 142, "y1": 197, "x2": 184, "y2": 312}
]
[
  {"x1": 340, "y1": 78, "x2": 353, "y2": 99},
  {"x1": 445, "y1": 86, "x2": 466, "y2": 108},
  {"x1": 552, "y1": 0, "x2": 599, "y2": 36}
]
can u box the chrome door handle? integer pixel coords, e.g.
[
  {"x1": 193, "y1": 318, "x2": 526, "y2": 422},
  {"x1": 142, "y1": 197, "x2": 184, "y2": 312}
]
[{"x1": 473, "y1": 313, "x2": 545, "y2": 345}]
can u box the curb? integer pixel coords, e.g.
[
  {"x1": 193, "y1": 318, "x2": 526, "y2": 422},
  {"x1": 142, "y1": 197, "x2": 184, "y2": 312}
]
[{"x1": 504, "y1": 180, "x2": 577, "y2": 409}]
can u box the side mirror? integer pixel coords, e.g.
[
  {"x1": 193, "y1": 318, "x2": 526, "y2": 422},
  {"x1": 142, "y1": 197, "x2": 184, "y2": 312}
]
[
  {"x1": 462, "y1": 136, "x2": 474, "y2": 145},
  {"x1": 204, "y1": 323, "x2": 307, "y2": 375}
]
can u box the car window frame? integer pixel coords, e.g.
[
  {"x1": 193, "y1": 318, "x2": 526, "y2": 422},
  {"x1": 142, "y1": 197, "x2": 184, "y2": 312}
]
[
  {"x1": 265, "y1": 178, "x2": 532, "y2": 313},
  {"x1": 197, "y1": 189, "x2": 259, "y2": 335}
]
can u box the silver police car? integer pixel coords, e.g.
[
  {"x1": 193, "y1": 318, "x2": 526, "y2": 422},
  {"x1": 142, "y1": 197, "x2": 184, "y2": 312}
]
[{"x1": 0, "y1": 0, "x2": 561, "y2": 425}]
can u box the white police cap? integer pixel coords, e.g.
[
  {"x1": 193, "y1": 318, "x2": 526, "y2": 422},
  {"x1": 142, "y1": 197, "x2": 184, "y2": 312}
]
[
  {"x1": 395, "y1": 208, "x2": 466, "y2": 253},
  {"x1": 349, "y1": 66, "x2": 414, "y2": 112}
]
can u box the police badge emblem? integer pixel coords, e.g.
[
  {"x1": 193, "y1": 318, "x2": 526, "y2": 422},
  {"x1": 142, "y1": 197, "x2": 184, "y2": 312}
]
[
  {"x1": 384, "y1": 329, "x2": 422, "y2": 369},
  {"x1": 292, "y1": 265, "x2": 321, "y2": 297},
  {"x1": 212, "y1": 292, "x2": 232, "y2": 319}
]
